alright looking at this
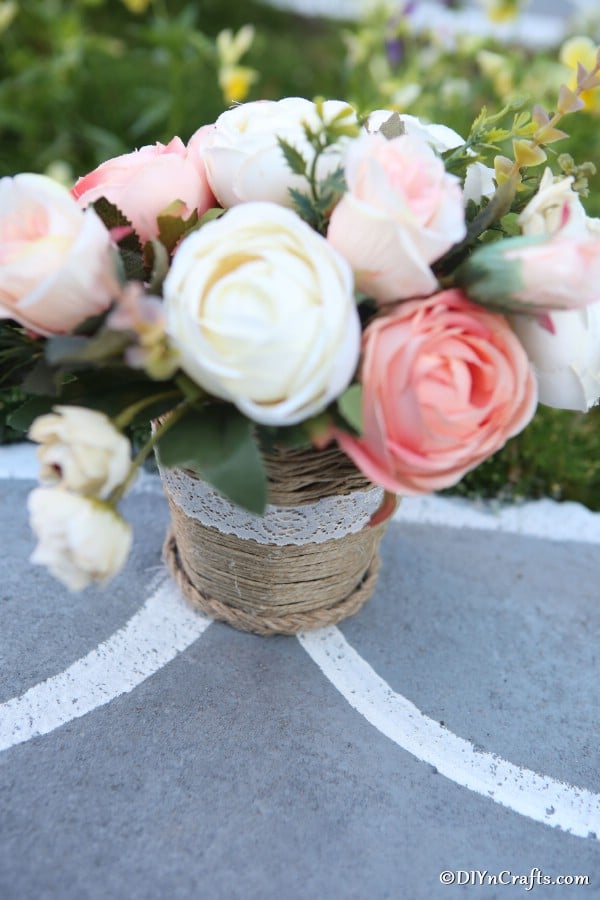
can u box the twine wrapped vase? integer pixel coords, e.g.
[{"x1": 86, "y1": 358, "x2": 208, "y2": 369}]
[{"x1": 160, "y1": 445, "x2": 395, "y2": 635}]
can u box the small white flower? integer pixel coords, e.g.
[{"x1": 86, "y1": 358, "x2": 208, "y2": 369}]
[
  {"x1": 28, "y1": 489, "x2": 133, "y2": 591},
  {"x1": 519, "y1": 167, "x2": 592, "y2": 237},
  {"x1": 29, "y1": 406, "x2": 132, "y2": 499}
]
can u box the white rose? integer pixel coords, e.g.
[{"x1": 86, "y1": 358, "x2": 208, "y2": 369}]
[
  {"x1": 29, "y1": 406, "x2": 132, "y2": 499},
  {"x1": 511, "y1": 304, "x2": 600, "y2": 411},
  {"x1": 366, "y1": 110, "x2": 496, "y2": 205},
  {"x1": 28, "y1": 488, "x2": 133, "y2": 591},
  {"x1": 198, "y1": 97, "x2": 357, "y2": 208},
  {"x1": 519, "y1": 168, "x2": 592, "y2": 237},
  {"x1": 0, "y1": 173, "x2": 119, "y2": 336},
  {"x1": 163, "y1": 202, "x2": 360, "y2": 426}
]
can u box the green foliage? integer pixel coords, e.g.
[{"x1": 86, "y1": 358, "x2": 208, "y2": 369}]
[
  {"x1": 155, "y1": 404, "x2": 268, "y2": 513},
  {"x1": 277, "y1": 138, "x2": 308, "y2": 177},
  {"x1": 337, "y1": 384, "x2": 363, "y2": 435},
  {"x1": 446, "y1": 405, "x2": 600, "y2": 511},
  {"x1": 0, "y1": 0, "x2": 347, "y2": 179}
]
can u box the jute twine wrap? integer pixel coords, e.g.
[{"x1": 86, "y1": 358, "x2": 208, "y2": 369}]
[{"x1": 162, "y1": 445, "x2": 394, "y2": 636}]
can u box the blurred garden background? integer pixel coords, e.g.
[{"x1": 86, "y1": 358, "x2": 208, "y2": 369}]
[{"x1": 2, "y1": 0, "x2": 600, "y2": 508}]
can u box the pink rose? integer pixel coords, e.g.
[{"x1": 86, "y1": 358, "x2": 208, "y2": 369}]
[
  {"x1": 327, "y1": 132, "x2": 466, "y2": 303},
  {"x1": 0, "y1": 173, "x2": 119, "y2": 336},
  {"x1": 72, "y1": 137, "x2": 215, "y2": 244},
  {"x1": 337, "y1": 290, "x2": 537, "y2": 494},
  {"x1": 460, "y1": 228, "x2": 600, "y2": 314},
  {"x1": 507, "y1": 233, "x2": 600, "y2": 310}
]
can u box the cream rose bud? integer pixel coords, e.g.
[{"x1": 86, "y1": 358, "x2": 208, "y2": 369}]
[
  {"x1": 520, "y1": 167, "x2": 592, "y2": 237},
  {"x1": 29, "y1": 406, "x2": 132, "y2": 499},
  {"x1": 28, "y1": 489, "x2": 133, "y2": 591},
  {"x1": 366, "y1": 110, "x2": 496, "y2": 205},
  {"x1": 327, "y1": 132, "x2": 466, "y2": 303},
  {"x1": 197, "y1": 97, "x2": 357, "y2": 208},
  {"x1": 0, "y1": 173, "x2": 119, "y2": 336},
  {"x1": 511, "y1": 304, "x2": 600, "y2": 411},
  {"x1": 163, "y1": 202, "x2": 361, "y2": 426}
]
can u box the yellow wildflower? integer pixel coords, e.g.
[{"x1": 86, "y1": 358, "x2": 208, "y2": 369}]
[
  {"x1": 121, "y1": 0, "x2": 152, "y2": 13},
  {"x1": 481, "y1": 0, "x2": 522, "y2": 23},
  {"x1": 216, "y1": 26, "x2": 258, "y2": 105},
  {"x1": 218, "y1": 65, "x2": 258, "y2": 105},
  {"x1": 216, "y1": 26, "x2": 255, "y2": 67},
  {"x1": 560, "y1": 36, "x2": 600, "y2": 113}
]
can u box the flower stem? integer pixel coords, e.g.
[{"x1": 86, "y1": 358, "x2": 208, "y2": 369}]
[
  {"x1": 112, "y1": 389, "x2": 181, "y2": 432},
  {"x1": 109, "y1": 400, "x2": 192, "y2": 504},
  {"x1": 504, "y1": 57, "x2": 600, "y2": 184}
]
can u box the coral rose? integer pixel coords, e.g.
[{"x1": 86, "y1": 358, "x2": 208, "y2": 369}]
[
  {"x1": 72, "y1": 137, "x2": 214, "y2": 244},
  {"x1": 327, "y1": 132, "x2": 466, "y2": 303},
  {"x1": 337, "y1": 290, "x2": 537, "y2": 494}
]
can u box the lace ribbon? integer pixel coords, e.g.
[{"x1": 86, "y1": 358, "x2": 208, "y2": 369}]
[{"x1": 159, "y1": 465, "x2": 385, "y2": 546}]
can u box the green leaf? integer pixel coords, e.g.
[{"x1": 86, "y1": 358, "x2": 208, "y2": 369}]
[
  {"x1": 61, "y1": 373, "x2": 171, "y2": 420},
  {"x1": 500, "y1": 212, "x2": 521, "y2": 236},
  {"x1": 8, "y1": 396, "x2": 56, "y2": 433},
  {"x1": 156, "y1": 207, "x2": 199, "y2": 255},
  {"x1": 277, "y1": 138, "x2": 308, "y2": 176},
  {"x1": 45, "y1": 330, "x2": 130, "y2": 367},
  {"x1": 144, "y1": 239, "x2": 170, "y2": 293},
  {"x1": 120, "y1": 247, "x2": 146, "y2": 282},
  {"x1": 337, "y1": 384, "x2": 363, "y2": 434},
  {"x1": 93, "y1": 197, "x2": 144, "y2": 276},
  {"x1": 258, "y1": 423, "x2": 310, "y2": 451},
  {"x1": 317, "y1": 165, "x2": 346, "y2": 210},
  {"x1": 198, "y1": 207, "x2": 227, "y2": 227},
  {"x1": 93, "y1": 196, "x2": 132, "y2": 231},
  {"x1": 378, "y1": 111, "x2": 405, "y2": 140},
  {"x1": 288, "y1": 188, "x2": 319, "y2": 229},
  {"x1": 156, "y1": 405, "x2": 268, "y2": 513},
  {"x1": 21, "y1": 358, "x2": 63, "y2": 396}
]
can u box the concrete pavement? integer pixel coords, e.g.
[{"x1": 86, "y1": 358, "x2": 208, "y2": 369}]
[{"x1": 0, "y1": 445, "x2": 598, "y2": 899}]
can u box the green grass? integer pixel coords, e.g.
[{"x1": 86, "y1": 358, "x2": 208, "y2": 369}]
[
  {"x1": 0, "y1": 0, "x2": 347, "y2": 177},
  {"x1": 446, "y1": 405, "x2": 600, "y2": 510}
]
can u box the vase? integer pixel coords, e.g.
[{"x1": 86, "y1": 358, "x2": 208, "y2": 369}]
[{"x1": 159, "y1": 445, "x2": 395, "y2": 636}]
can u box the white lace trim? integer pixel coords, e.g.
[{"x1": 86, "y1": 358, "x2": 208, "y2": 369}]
[{"x1": 160, "y1": 465, "x2": 384, "y2": 546}]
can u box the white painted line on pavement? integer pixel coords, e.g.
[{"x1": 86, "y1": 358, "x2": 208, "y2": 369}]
[
  {"x1": 0, "y1": 577, "x2": 211, "y2": 754},
  {"x1": 393, "y1": 495, "x2": 600, "y2": 544},
  {"x1": 299, "y1": 627, "x2": 600, "y2": 841}
]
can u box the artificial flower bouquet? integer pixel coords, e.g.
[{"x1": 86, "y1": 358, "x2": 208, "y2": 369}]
[{"x1": 1, "y1": 57, "x2": 600, "y2": 602}]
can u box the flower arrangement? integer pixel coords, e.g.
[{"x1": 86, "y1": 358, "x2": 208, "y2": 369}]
[{"x1": 2, "y1": 56, "x2": 600, "y2": 593}]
